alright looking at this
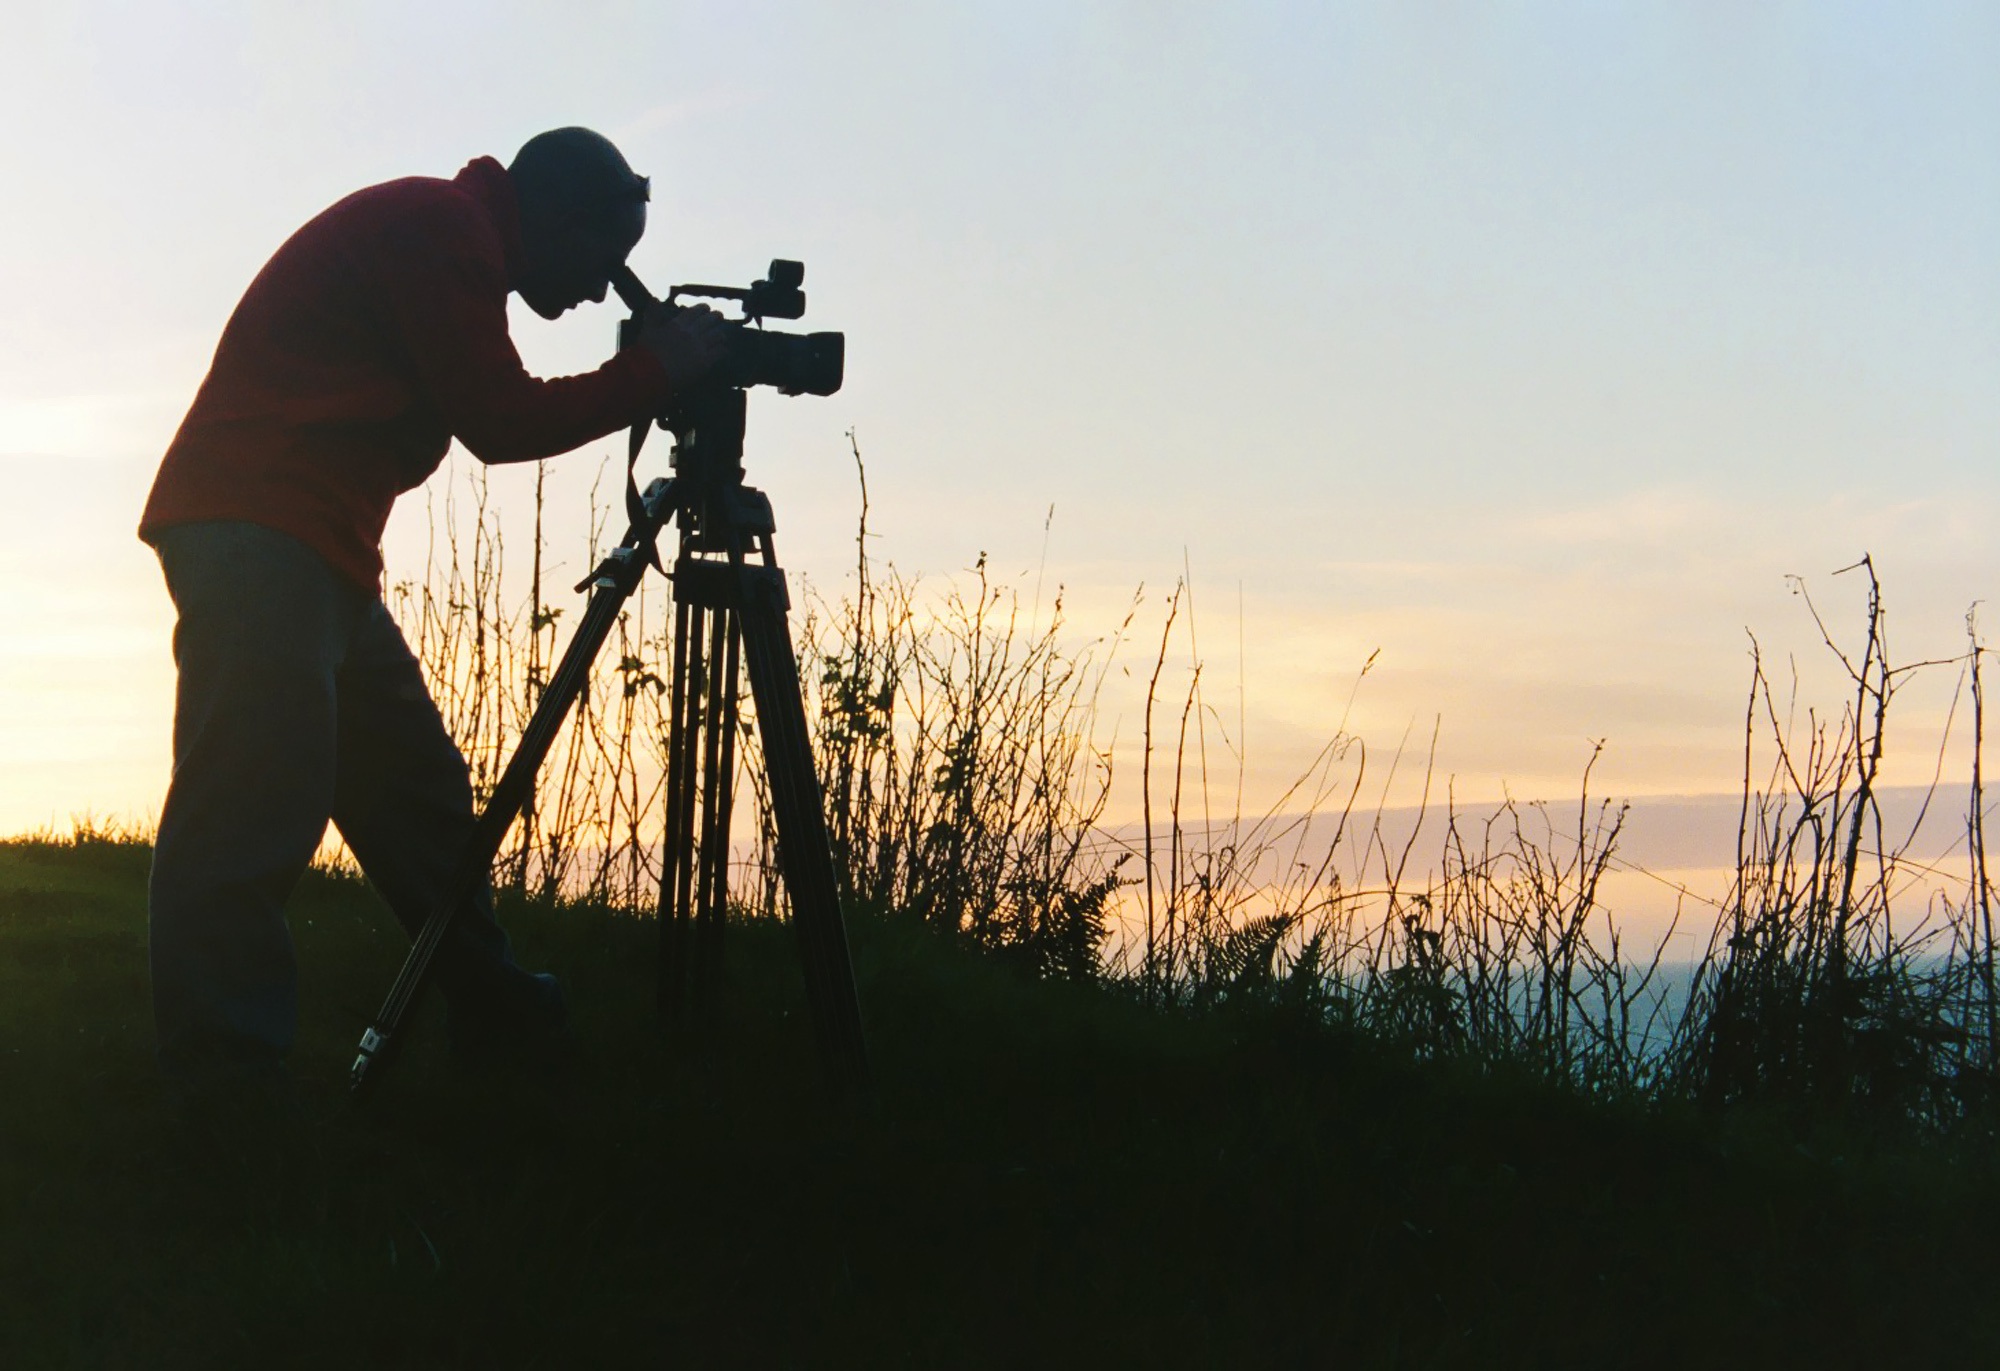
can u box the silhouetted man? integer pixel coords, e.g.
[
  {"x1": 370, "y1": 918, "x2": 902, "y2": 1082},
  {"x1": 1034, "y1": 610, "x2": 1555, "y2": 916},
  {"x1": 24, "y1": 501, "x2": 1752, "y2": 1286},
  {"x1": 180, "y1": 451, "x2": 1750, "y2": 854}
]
[{"x1": 138, "y1": 127, "x2": 725, "y2": 1114}]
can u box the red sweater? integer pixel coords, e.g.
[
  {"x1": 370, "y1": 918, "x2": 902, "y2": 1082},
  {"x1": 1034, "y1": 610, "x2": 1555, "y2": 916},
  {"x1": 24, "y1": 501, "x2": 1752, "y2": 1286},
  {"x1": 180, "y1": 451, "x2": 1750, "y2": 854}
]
[{"x1": 139, "y1": 156, "x2": 670, "y2": 591}]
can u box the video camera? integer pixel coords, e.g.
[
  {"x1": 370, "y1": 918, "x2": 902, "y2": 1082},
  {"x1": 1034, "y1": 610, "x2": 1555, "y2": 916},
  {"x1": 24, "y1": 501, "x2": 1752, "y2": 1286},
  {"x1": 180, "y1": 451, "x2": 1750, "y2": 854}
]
[{"x1": 612, "y1": 259, "x2": 843, "y2": 398}]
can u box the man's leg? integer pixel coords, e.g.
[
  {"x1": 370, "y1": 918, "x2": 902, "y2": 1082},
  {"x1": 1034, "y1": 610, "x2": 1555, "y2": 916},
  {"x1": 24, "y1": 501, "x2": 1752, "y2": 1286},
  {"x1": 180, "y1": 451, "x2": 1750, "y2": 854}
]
[
  {"x1": 329, "y1": 600, "x2": 566, "y2": 1059},
  {"x1": 148, "y1": 522, "x2": 362, "y2": 1100}
]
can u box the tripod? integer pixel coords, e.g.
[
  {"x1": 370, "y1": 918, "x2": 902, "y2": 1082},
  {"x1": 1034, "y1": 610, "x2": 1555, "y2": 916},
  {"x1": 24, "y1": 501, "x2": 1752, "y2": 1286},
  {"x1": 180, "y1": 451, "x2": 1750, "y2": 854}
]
[{"x1": 349, "y1": 384, "x2": 870, "y2": 1099}]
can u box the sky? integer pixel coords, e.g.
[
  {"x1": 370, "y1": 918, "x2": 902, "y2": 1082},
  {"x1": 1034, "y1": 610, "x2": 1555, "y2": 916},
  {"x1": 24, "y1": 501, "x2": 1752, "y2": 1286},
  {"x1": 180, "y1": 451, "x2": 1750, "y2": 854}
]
[{"x1": 3, "y1": 2, "x2": 2000, "y2": 902}]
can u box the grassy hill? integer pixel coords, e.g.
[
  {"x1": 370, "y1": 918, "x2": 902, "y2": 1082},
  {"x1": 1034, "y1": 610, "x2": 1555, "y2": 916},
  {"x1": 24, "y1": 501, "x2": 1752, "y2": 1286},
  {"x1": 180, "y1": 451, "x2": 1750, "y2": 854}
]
[{"x1": 2, "y1": 834, "x2": 1997, "y2": 1369}]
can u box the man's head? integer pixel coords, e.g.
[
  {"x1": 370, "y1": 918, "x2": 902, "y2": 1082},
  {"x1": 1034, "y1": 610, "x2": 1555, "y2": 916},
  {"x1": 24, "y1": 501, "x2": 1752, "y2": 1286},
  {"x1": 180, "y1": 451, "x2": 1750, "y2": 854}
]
[{"x1": 508, "y1": 127, "x2": 650, "y2": 320}]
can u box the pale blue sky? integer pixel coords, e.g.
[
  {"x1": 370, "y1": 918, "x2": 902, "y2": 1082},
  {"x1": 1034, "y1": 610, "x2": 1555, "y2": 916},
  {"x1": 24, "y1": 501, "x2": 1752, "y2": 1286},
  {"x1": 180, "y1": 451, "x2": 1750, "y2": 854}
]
[{"x1": 3, "y1": 2, "x2": 1998, "y2": 841}]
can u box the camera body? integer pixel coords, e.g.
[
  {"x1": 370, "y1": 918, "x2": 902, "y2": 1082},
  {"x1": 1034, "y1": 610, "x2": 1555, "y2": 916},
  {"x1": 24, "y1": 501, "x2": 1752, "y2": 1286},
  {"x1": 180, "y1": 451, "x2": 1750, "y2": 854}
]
[{"x1": 615, "y1": 259, "x2": 844, "y2": 398}]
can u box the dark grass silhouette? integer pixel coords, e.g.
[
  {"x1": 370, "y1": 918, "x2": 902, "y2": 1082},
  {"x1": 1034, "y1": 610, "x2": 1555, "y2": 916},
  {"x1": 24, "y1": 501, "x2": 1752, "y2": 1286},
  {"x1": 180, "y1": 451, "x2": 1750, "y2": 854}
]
[
  {"x1": 3, "y1": 831, "x2": 1999, "y2": 1368},
  {"x1": 14, "y1": 456, "x2": 2000, "y2": 1363}
]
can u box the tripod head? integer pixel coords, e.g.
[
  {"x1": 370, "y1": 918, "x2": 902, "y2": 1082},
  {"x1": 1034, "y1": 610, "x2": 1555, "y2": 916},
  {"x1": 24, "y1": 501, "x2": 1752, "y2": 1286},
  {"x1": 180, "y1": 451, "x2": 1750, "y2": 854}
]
[{"x1": 610, "y1": 260, "x2": 844, "y2": 547}]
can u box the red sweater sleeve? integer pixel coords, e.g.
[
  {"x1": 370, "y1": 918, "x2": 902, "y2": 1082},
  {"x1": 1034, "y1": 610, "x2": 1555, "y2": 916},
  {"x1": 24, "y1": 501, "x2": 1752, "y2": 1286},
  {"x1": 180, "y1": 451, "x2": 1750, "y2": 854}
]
[{"x1": 365, "y1": 203, "x2": 669, "y2": 464}]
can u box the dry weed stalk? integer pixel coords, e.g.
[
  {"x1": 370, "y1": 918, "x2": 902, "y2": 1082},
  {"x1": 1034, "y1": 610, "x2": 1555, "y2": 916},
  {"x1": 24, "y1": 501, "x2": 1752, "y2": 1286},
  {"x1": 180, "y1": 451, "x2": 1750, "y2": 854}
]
[
  {"x1": 779, "y1": 435, "x2": 1136, "y2": 978},
  {"x1": 389, "y1": 460, "x2": 676, "y2": 906},
  {"x1": 1665, "y1": 559, "x2": 1999, "y2": 1128}
]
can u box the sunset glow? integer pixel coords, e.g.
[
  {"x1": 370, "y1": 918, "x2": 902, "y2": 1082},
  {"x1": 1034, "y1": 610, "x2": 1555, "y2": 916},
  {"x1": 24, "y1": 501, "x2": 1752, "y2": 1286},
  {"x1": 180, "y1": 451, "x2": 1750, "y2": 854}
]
[{"x1": 4, "y1": 5, "x2": 1998, "y2": 899}]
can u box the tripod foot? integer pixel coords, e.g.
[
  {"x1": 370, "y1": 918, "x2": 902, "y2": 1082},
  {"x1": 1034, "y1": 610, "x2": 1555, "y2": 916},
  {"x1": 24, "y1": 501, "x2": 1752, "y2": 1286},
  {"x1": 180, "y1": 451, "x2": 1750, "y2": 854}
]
[{"x1": 349, "y1": 1026, "x2": 391, "y2": 1100}]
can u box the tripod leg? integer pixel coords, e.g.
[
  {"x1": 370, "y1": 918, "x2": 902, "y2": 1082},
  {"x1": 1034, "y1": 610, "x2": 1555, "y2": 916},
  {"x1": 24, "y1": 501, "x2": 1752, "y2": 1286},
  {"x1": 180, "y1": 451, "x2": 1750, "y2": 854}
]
[
  {"x1": 703, "y1": 613, "x2": 742, "y2": 995},
  {"x1": 658, "y1": 596, "x2": 706, "y2": 1023},
  {"x1": 735, "y1": 567, "x2": 871, "y2": 1095},
  {"x1": 689, "y1": 603, "x2": 734, "y2": 1021}
]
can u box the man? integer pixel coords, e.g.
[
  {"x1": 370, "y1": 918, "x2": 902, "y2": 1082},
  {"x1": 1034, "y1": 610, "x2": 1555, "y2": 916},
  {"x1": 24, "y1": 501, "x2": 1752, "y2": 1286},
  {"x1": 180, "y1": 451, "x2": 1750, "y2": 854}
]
[{"x1": 138, "y1": 127, "x2": 727, "y2": 1111}]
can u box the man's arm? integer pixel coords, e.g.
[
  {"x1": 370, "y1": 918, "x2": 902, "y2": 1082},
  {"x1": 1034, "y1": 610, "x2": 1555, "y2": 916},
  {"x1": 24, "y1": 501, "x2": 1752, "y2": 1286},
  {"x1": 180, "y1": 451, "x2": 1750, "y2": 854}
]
[{"x1": 370, "y1": 207, "x2": 669, "y2": 465}]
